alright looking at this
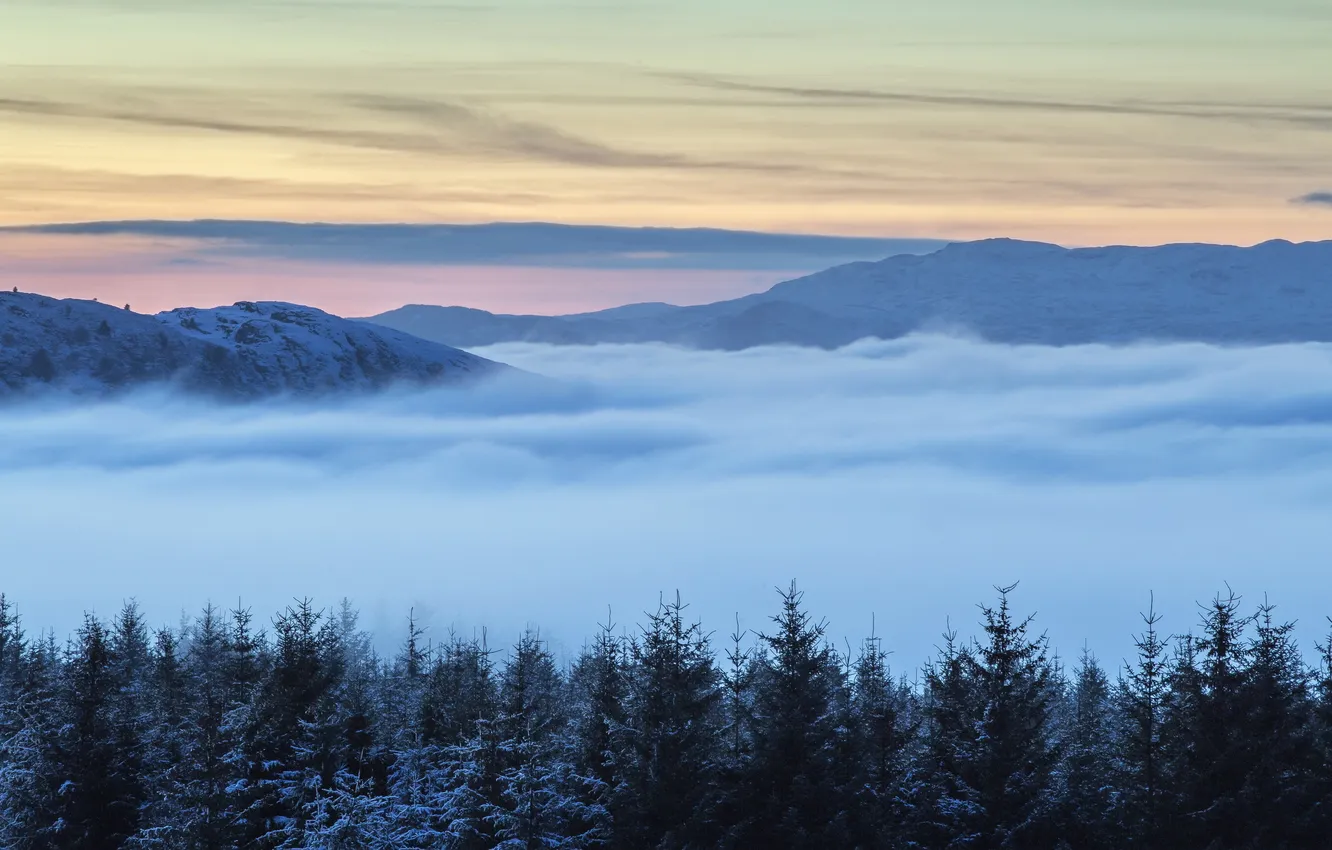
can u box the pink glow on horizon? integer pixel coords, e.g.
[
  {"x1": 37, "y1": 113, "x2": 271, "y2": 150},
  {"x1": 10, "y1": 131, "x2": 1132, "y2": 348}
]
[{"x1": 0, "y1": 234, "x2": 804, "y2": 317}]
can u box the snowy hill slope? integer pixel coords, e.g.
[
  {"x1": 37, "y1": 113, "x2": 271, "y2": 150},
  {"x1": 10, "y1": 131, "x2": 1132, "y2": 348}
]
[
  {"x1": 158, "y1": 300, "x2": 499, "y2": 394},
  {"x1": 1, "y1": 292, "x2": 502, "y2": 399},
  {"x1": 365, "y1": 239, "x2": 1332, "y2": 349}
]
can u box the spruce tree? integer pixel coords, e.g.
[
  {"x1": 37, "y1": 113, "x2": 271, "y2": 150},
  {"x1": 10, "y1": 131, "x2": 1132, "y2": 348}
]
[
  {"x1": 0, "y1": 596, "x2": 24, "y2": 781},
  {"x1": 709, "y1": 615, "x2": 757, "y2": 846},
  {"x1": 1156, "y1": 631, "x2": 1202, "y2": 848},
  {"x1": 415, "y1": 634, "x2": 503, "y2": 850},
  {"x1": 616, "y1": 593, "x2": 721, "y2": 849},
  {"x1": 0, "y1": 596, "x2": 23, "y2": 844},
  {"x1": 918, "y1": 624, "x2": 983, "y2": 849},
  {"x1": 1234, "y1": 601, "x2": 1316, "y2": 848},
  {"x1": 849, "y1": 627, "x2": 916, "y2": 850},
  {"x1": 1163, "y1": 591, "x2": 1250, "y2": 849},
  {"x1": 309, "y1": 599, "x2": 389, "y2": 841},
  {"x1": 183, "y1": 604, "x2": 239, "y2": 850},
  {"x1": 381, "y1": 611, "x2": 428, "y2": 754},
  {"x1": 107, "y1": 602, "x2": 150, "y2": 844},
  {"x1": 48, "y1": 615, "x2": 141, "y2": 849},
  {"x1": 1116, "y1": 599, "x2": 1169, "y2": 850},
  {"x1": 223, "y1": 605, "x2": 265, "y2": 713},
  {"x1": 967, "y1": 584, "x2": 1060, "y2": 849},
  {"x1": 730, "y1": 582, "x2": 844, "y2": 850},
  {"x1": 419, "y1": 634, "x2": 497, "y2": 750},
  {"x1": 219, "y1": 604, "x2": 268, "y2": 846},
  {"x1": 487, "y1": 630, "x2": 591, "y2": 849},
  {"x1": 1308, "y1": 621, "x2": 1332, "y2": 837},
  {"x1": 0, "y1": 595, "x2": 20, "y2": 693},
  {"x1": 567, "y1": 613, "x2": 625, "y2": 845},
  {"x1": 1058, "y1": 648, "x2": 1118, "y2": 850},
  {"x1": 0, "y1": 602, "x2": 62, "y2": 850},
  {"x1": 233, "y1": 599, "x2": 340, "y2": 849},
  {"x1": 289, "y1": 605, "x2": 353, "y2": 850},
  {"x1": 133, "y1": 627, "x2": 193, "y2": 847},
  {"x1": 332, "y1": 600, "x2": 385, "y2": 792},
  {"x1": 374, "y1": 614, "x2": 435, "y2": 848}
]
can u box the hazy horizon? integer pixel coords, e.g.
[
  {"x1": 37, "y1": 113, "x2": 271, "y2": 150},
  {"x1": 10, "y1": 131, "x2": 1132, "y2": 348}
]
[
  {"x1": 1, "y1": 219, "x2": 952, "y2": 315},
  {"x1": 3, "y1": 218, "x2": 1327, "y2": 317}
]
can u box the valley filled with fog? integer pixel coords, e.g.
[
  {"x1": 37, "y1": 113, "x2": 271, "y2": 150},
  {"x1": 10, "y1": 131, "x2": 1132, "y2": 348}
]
[{"x1": 4, "y1": 335, "x2": 1331, "y2": 670}]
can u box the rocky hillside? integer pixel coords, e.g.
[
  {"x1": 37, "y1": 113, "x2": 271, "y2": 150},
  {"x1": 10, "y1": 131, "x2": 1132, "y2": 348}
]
[{"x1": 0, "y1": 291, "x2": 502, "y2": 399}]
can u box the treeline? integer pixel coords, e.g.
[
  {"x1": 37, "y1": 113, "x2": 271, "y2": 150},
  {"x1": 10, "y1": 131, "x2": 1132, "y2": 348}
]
[{"x1": 1, "y1": 584, "x2": 1330, "y2": 850}]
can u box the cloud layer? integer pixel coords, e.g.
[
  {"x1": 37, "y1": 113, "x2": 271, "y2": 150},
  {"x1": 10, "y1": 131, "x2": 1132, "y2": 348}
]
[
  {"x1": 4, "y1": 337, "x2": 1332, "y2": 669},
  {"x1": 7, "y1": 221, "x2": 944, "y2": 271}
]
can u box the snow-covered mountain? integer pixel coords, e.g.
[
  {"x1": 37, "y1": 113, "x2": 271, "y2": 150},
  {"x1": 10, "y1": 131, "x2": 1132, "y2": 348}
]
[
  {"x1": 366, "y1": 238, "x2": 1332, "y2": 349},
  {"x1": 1, "y1": 292, "x2": 502, "y2": 399}
]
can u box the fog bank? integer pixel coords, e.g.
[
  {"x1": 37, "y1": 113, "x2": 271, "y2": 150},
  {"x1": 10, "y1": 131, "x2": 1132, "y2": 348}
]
[{"x1": 3, "y1": 336, "x2": 1331, "y2": 670}]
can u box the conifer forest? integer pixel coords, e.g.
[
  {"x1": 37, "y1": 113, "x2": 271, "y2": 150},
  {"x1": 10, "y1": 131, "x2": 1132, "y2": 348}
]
[{"x1": 2, "y1": 583, "x2": 1330, "y2": 850}]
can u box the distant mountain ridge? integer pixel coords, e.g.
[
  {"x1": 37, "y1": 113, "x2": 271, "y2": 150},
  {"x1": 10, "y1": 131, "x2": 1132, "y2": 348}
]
[
  {"x1": 0, "y1": 293, "x2": 501, "y2": 399},
  {"x1": 365, "y1": 238, "x2": 1332, "y2": 349}
]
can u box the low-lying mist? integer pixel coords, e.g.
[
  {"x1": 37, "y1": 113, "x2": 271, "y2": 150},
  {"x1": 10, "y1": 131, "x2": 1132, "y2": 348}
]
[{"x1": 4, "y1": 335, "x2": 1332, "y2": 670}]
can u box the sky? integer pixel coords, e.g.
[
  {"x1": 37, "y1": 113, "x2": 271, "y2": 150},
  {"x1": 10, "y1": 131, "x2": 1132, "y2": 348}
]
[
  {"x1": 0, "y1": 223, "x2": 944, "y2": 315},
  {"x1": 4, "y1": 337, "x2": 1332, "y2": 670},
  {"x1": 1, "y1": 0, "x2": 1330, "y2": 314}
]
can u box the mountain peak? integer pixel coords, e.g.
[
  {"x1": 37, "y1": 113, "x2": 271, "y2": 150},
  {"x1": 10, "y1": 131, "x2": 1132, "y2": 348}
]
[{"x1": 937, "y1": 238, "x2": 1068, "y2": 257}]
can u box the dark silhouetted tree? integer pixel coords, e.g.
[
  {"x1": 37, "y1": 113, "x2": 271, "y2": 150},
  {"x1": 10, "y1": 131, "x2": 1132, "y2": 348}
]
[
  {"x1": 1116, "y1": 597, "x2": 1169, "y2": 850},
  {"x1": 730, "y1": 582, "x2": 845, "y2": 850},
  {"x1": 1059, "y1": 648, "x2": 1118, "y2": 850},
  {"x1": 1234, "y1": 600, "x2": 1316, "y2": 849},
  {"x1": 967, "y1": 584, "x2": 1060, "y2": 849},
  {"x1": 617, "y1": 594, "x2": 721, "y2": 849},
  {"x1": 850, "y1": 625, "x2": 916, "y2": 850},
  {"x1": 0, "y1": 585, "x2": 1328, "y2": 850},
  {"x1": 568, "y1": 611, "x2": 624, "y2": 845},
  {"x1": 45, "y1": 615, "x2": 141, "y2": 849}
]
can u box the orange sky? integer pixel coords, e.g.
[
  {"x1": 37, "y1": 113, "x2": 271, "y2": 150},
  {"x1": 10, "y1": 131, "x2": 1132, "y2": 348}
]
[{"x1": 1, "y1": 0, "x2": 1329, "y2": 312}]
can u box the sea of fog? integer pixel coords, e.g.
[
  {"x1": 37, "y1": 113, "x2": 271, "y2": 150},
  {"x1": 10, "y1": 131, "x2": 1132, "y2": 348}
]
[{"x1": 3, "y1": 335, "x2": 1332, "y2": 673}]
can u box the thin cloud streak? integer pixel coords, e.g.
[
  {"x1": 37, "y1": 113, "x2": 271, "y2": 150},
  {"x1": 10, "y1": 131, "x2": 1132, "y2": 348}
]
[
  {"x1": 0, "y1": 163, "x2": 553, "y2": 206},
  {"x1": 0, "y1": 93, "x2": 648, "y2": 167},
  {"x1": 1293, "y1": 191, "x2": 1332, "y2": 206},
  {"x1": 345, "y1": 94, "x2": 723, "y2": 170},
  {"x1": 0, "y1": 88, "x2": 867, "y2": 179},
  {"x1": 657, "y1": 72, "x2": 1332, "y2": 130},
  {"x1": 2, "y1": 220, "x2": 945, "y2": 270}
]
